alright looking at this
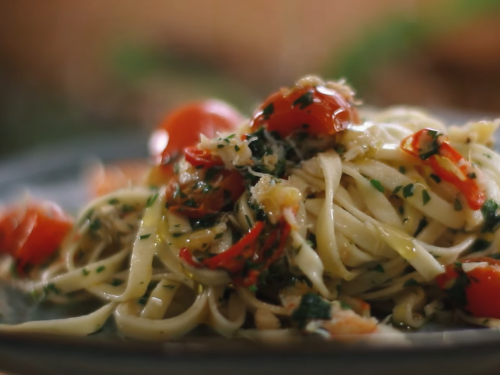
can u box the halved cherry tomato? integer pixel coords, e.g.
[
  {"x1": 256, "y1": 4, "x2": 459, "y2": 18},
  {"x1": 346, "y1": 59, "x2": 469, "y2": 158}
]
[
  {"x1": 149, "y1": 100, "x2": 242, "y2": 166},
  {"x1": 436, "y1": 257, "x2": 500, "y2": 319},
  {"x1": 166, "y1": 167, "x2": 245, "y2": 219},
  {"x1": 249, "y1": 84, "x2": 360, "y2": 138},
  {"x1": 184, "y1": 146, "x2": 224, "y2": 169},
  {"x1": 0, "y1": 201, "x2": 73, "y2": 270},
  {"x1": 401, "y1": 128, "x2": 485, "y2": 210}
]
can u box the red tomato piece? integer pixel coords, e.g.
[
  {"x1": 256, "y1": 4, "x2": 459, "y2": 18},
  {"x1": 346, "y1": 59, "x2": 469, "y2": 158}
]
[
  {"x1": 184, "y1": 146, "x2": 224, "y2": 168},
  {"x1": 249, "y1": 85, "x2": 360, "y2": 138},
  {"x1": 0, "y1": 201, "x2": 73, "y2": 270},
  {"x1": 165, "y1": 168, "x2": 245, "y2": 219},
  {"x1": 149, "y1": 100, "x2": 242, "y2": 166},
  {"x1": 436, "y1": 257, "x2": 500, "y2": 319},
  {"x1": 401, "y1": 128, "x2": 485, "y2": 210}
]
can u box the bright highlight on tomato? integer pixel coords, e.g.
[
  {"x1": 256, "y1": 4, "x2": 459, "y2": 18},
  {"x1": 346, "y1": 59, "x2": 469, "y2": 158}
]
[
  {"x1": 0, "y1": 201, "x2": 73, "y2": 270},
  {"x1": 436, "y1": 257, "x2": 500, "y2": 319},
  {"x1": 249, "y1": 84, "x2": 360, "y2": 138}
]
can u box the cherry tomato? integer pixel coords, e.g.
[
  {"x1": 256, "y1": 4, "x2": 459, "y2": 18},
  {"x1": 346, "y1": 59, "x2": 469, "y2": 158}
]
[
  {"x1": 149, "y1": 100, "x2": 243, "y2": 166},
  {"x1": 165, "y1": 167, "x2": 245, "y2": 219},
  {"x1": 184, "y1": 146, "x2": 224, "y2": 168},
  {"x1": 249, "y1": 84, "x2": 360, "y2": 138},
  {"x1": 401, "y1": 128, "x2": 485, "y2": 210},
  {"x1": 0, "y1": 201, "x2": 73, "y2": 270},
  {"x1": 436, "y1": 257, "x2": 500, "y2": 319}
]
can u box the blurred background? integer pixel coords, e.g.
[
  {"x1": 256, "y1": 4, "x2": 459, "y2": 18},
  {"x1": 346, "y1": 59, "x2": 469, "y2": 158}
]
[{"x1": 1, "y1": 0, "x2": 500, "y2": 157}]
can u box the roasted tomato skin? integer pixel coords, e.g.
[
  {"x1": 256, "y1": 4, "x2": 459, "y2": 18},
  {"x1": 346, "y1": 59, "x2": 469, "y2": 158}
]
[
  {"x1": 149, "y1": 100, "x2": 242, "y2": 165},
  {"x1": 401, "y1": 128, "x2": 485, "y2": 210},
  {"x1": 165, "y1": 168, "x2": 245, "y2": 219},
  {"x1": 436, "y1": 257, "x2": 500, "y2": 319},
  {"x1": 249, "y1": 85, "x2": 360, "y2": 138},
  {"x1": 0, "y1": 201, "x2": 73, "y2": 270}
]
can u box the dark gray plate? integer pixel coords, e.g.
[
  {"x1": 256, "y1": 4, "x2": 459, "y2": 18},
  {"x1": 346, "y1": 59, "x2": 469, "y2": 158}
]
[{"x1": 1, "y1": 131, "x2": 500, "y2": 375}]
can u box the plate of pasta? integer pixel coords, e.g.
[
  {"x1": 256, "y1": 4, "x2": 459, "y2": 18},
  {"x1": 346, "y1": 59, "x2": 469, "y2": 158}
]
[{"x1": 1, "y1": 76, "x2": 500, "y2": 375}]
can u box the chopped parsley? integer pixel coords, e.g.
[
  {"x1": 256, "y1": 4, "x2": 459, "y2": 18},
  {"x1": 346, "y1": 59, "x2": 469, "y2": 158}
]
[
  {"x1": 470, "y1": 239, "x2": 491, "y2": 253},
  {"x1": 217, "y1": 144, "x2": 225, "y2": 149},
  {"x1": 163, "y1": 284, "x2": 176, "y2": 289},
  {"x1": 108, "y1": 198, "x2": 120, "y2": 205},
  {"x1": 89, "y1": 218, "x2": 102, "y2": 232},
  {"x1": 146, "y1": 193, "x2": 159, "y2": 207},
  {"x1": 467, "y1": 172, "x2": 477, "y2": 179},
  {"x1": 393, "y1": 185, "x2": 403, "y2": 194},
  {"x1": 111, "y1": 278, "x2": 124, "y2": 286},
  {"x1": 373, "y1": 264, "x2": 385, "y2": 273},
  {"x1": 370, "y1": 179, "x2": 385, "y2": 193},
  {"x1": 402, "y1": 184, "x2": 415, "y2": 198},
  {"x1": 291, "y1": 293, "x2": 332, "y2": 329},
  {"x1": 292, "y1": 90, "x2": 314, "y2": 109},
  {"x1": 172, "y1": 233, "x2": 183, "y2": 238},
  {"x1": 245, "y1": 215, "x2": 253, "y2": 229},
  {"x1": 454, "y1": 198, "x2": 463, "y2": 211},
  {"x1": 399, "y1": 166, "x2": 406, "y2": 174},
  {"x1": 422, "y1": 190, "x2": 431, "y2": 205},
  {"x1": 205, "y1": 167, "x2": 222, "y2": 182},
  {"x1": 82, "y1": 269, "x2": 90, "y2": 276},
  {"x1": 419, "y1": 129, "x2": 443, "y2": 160},
  {"x1": 429, "y1": 174, "x2": 441, "y2": 183},
  {"x1": 183, "y1": 199, "x2": 199, "y2": 208},
  {"x1": 214, "y1": 233, "x2": 224, "y2": 239},
  {"x1": 96, "y1": 266, "x2": 106, "y2": 273},
  {"x1": 139, "y1": 234, "x2": 151, "y2": 240},
  {"x1": 340, "y1": 301, "x2": 352, "y2": 310},
  {"x1": 262, "y1": 103, "x2": 274, "y2": 119},
  {"x1": 234, "y1": 145, "x2": 240, "y2": 152},
  {"x1": 481, "y1": 199, "x2": 500, "y2": 233},
  {"x1": 403, "y1": 278, "x2": 420, "y2": 287},
  {"x1": 44, "y1": 283, "x2": 61, "y2": 295}
]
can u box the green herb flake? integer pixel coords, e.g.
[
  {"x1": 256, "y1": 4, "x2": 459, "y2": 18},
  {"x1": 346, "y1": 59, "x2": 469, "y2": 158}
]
[
  {"x1": 373, "y1": 264, "x2": 385, "y2": 273},
  {"x1": 89, "y1": 218, "x2": 102, "y2": 232},
  {"x1": 146, "y1": 193, "x2": 159, "y2": 207},
  {"x1": 402, "y1": 184, "x2": 415, "y2": 198},
  {"x1": 108, "y1": 198, "x2": 120, "y2": 205},
  {"x1": 140, "y1": 234, "x2": 151, "y2": 240},
  {"x1": 245, "y1": 215, "x2": 252, "y2": 229},
  {"x1": 183, "y1": 199, "x2": 198, "y2": 208},
  {"x1": 234, "y1": 145, "x2": 241, "y2": 152},
  {"x1": 292, "y1": 91, "x2": 314, "y2": 109},
  {"x1": 262, "y1": 103, "x2": 274, "y2": 118},
  {"x1": 217, "y1": 144, "x2": 225, "y2": 149},
  {"x1": 399, "y1": 166, "x2": 406, "y2": 174},
  {"x1": 454, "y1": 198, "x2": 463, "y2": 211},
  {"x1": 370, "y1": 179, "x2": 385, "y2": 193},
  {"x1": 429, "y1": 174, "x2": 441, "y2": 183},
  {"x1": 172, "y1": 233, "x2": 183, "y2": 238},
  {"x1": 248, "y1": 285, "x2": 258, "y2": 292},
  {"x1": 111, "y1": 279, "x2": 124, "y2": 287},
  {"x1": 121, "y1": 204, "x2": 135, "y2": 213},
  {"x1": 214, "y1": 233, "x2": 224, "y2": 239},
  {"x1": 393, "y1": 185, "x2": 403, "y2": 194},
  {"x1": 340, "y1": 301, "x2": 352, "y2": 310},
  {"x1": 422, "y1": 190, "x2": 431, "y2": 206},
  {"x1": 484, "y1": 153, "x2": 492, "y2": 159},
  {"x1": 467, "y1": 172, "x2": 477, "y2": 179},
  {"x1": 163, "y1": 284, "x2": 176, "y2": 289},
  {"x1": 403, "y1": 278, "x2": 420, "y2": 287},
  {"x1": 82, "y1": 269, "x2": 90, "y2": 276},
  {"x1": 96, "y1": 266, "x2": 106, "y2": 273},
  {"x1": 481, "y1": 199, "x2": 500, "y2": 233},
  {"x1": 470, "y1": 239, "x2": 491, "y2": 253},
  {"x1": 291, "y1": 293, "x2": 332, "y2": 329}
]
